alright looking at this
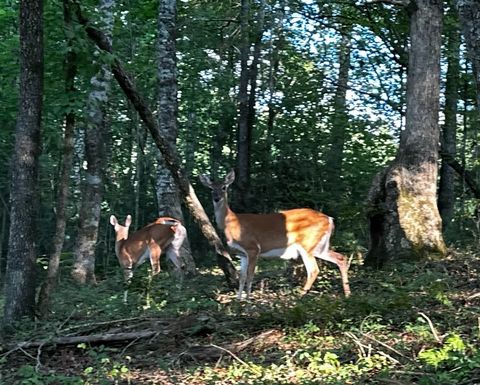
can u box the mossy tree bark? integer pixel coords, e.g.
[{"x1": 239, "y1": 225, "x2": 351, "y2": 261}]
[{"x1": 365, "y1": 0, "x2": 447, "y2": 267}]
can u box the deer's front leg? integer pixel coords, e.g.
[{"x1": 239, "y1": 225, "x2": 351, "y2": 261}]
[
  {"x1": 245, "y1": 250, "x2": 259, "y2": 300},
  {"x1": 122, "y1": 267, "x2": 133, "y2": 303},
  {"x1": 238, "y1": 255, "x2": 248, "y2": 301}
]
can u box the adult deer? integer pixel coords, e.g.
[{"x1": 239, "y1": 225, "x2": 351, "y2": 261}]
[
  {"x1": 110, "y1": 214, "x2": 186, "y2": 302},
  {"x1": 200, "y1": 170, "x2": 351, "y2": 300}
]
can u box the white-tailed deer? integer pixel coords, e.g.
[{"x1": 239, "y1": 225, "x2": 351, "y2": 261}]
[
  {"x1": 200, "y1": 170, "x2": 351, "y2": 300},
  {"x1": 110, "y1": 214, "x2": 186, "y2": 301}
]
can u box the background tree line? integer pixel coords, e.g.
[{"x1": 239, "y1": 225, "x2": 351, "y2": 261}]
[{"x1": 0, "y1": 0, "x2": 479, "y2": 324}]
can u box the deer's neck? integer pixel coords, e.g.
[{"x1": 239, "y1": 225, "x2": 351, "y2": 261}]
[
  {"x1": 213, "y1": 198, "x2": 236, "y2": 231},
  {"x1": 114, "y1": 239, "x2": 126, "y2": 258}
]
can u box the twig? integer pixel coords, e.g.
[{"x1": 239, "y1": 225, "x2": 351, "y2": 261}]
[
  {"x1": 376, "y1": 350, "x2": 400, "y2": 364},
  {"x1": 56, "y1": 310, "x2": 77, "y2": 334},
  {"x1": 35, "y1": 343, "x2": 45, "y2": 372},
  {"x1": 119, "y1": 336, "x2": 143, "y2": 357},
  {"x1": 418, "y1": 312, "x2": 442, "y2": 343},
  {"x1": 467, "y1": 292, "x2": 480, "y2": 300},
  {"x1": 391, "y1": 370, "x2": 428, "y2": 376},
  {"x1": 345, "y1": 331, "x2": 367, "y2": 357},
  {"x1": 17, "y1": 347, "x2": 36, "y2": 360},
  {"x1": 209, "y1": 344, "x2": 262, "y2": 375},
  {"x1": 377, "y1": 379, "x2": 411, "y2": 385},
  {"x1": 360, "y1": 332, "x2": 411, "y2": 361}
]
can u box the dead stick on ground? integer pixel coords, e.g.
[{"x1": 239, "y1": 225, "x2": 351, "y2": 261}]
[
  {"x1": 418, "y1": 312, "x2": 442, "y2": 343},
  {"x1": 360, "y1": 332, "x2": 412, "y2": 361},
  {"x1": 209, "y1": 344, "x2": 262, "y2": 375}
]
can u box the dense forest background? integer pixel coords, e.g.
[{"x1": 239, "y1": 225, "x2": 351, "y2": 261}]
[
  {"x1": 0, "y1": 0, "x2": 480, "y2": 383},
  {"x1": 1, "y1": 0, "x2": 478, "y2": 275}
]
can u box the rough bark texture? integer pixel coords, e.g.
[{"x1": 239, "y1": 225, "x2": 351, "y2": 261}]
[
  {"x1": 74, "y1": 4, "x2": 238, "y2": 289},
  {"x1": 438, "y1": 14, "x2": 460, "y2": 230},
  {"x1": 155, "y1": 0, "x2": 195, "y2": 274},
  {"x1": 37, "y1": 0, "x2": 77, "y2": 316},
  {"x1": 3, "y1": 0, "x2": 43, "y2": 325},
  {"x1": 71, "y1": 0, "x2": 115, "y2": 285},
  {"x1": 456, "y1": 0, "x2": 480, "y2": 113},
  {"x1": 365, "y1": 0, "x2": 447, "y2": 267}
]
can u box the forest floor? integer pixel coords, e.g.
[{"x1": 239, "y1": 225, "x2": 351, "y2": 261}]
[{"x1": 1, "y1": 248, "x2": 480, "y2": 385}]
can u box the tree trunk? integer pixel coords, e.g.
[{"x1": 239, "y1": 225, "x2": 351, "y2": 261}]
[
  {"x1": 3, "y1": 0, "x2": 43, "y2": 325},
  {"x1": 438, "y1": 11, "x2": 460, "y2": 230},
  {"x1": 324, "y1": 23, "x2": 352, "y2": 212},
  {"x1": 211, "y1": 48, "x2": 235, "y2": 179},
  {"x1": 71, "y1": 0, "x2": 115, "y2": 285},
  {"x1": 134, "y1": 119, "x2": 147, "y2": 228},
  {"x1": 365, "y1": 0, "x2": 447, "y2": 267},
  {"x1": 74, "y1": 5, "x2": 238, "y2": 289},
  {"x1": 246, "y1": 0, "x2": 265, "y2": 162},
  {"x1": 37, "y1": 0, "x2": 77, "y2": 316},
  {"x1": 155, "y1": 0, "x2": 195, "y2": 275},
  {"x1": 235, "y1": 0, "x2": 251, "y2": 212},
  {"x1": 456, "y1": 0, "x2": 480, "y2": 114}
]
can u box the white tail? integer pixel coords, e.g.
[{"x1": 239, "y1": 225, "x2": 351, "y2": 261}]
[
  {"x1": 200, "y1": 170, "x2": 351, "y2": 300},
  {"x1": 110, "y1": 214, "x2": 186, "y2": 301}
]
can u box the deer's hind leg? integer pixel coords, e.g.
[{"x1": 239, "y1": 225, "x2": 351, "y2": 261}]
[
  {"x1": 298, "y1": 246, "x2": 320, "y2": 293},
  {"x1": 148, "y1": 243, "x2": 162, "y2": 275}
]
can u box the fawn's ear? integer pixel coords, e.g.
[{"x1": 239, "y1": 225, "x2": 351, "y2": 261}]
[
  {"x1": 125, "y1": 215, "x2": 132, "y2": 227},
  {"x1": 199, "y1": 174, "x2": 213, "y2": 188},
  {"x1": 110, "y1": 215, "x2": 118, "y2": 226}
]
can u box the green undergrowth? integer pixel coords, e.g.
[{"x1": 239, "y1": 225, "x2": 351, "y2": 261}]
[{"x1": 1, "y1": 251, "x2": 480, "y2": 384}]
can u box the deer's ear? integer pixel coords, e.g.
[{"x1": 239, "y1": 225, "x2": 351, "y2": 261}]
[
  {"x1": 110, "y1": 215, "x2": 117, "y2": 226},
  {"x1": 199, "y1": 174, "x2": 213, "y2": 188},
  {"x1": 125, "y1": 215, "x2": 132, "y2": 227},
  {"x1": 225, "y1": 170, "x2": 235, "y2": 185}
]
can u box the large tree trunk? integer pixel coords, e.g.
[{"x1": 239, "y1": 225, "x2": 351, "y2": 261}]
[
  {"x1": 71, "y1": 0, "x2": 115, "y2": 285},
  {"x1": 74, "y1": 4, "x2": 238, "y2": 289},
  {"x1": 37, "y1": 0, "x2": 77, "y2": 316},
  {"x1": 365, "y1": 0, "x2": 447, "y2": 267},
  {"x1": 438, "y1": 11, "x2": 460, "y2": 230},
  {"x1": 3, "y1": 0, "x2": 43, "y2": 325},
  {"x1": 155, "y1": 0, "x2": 195, "y2": 275}
]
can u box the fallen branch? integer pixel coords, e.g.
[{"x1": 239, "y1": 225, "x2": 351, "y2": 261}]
[
  {"x1": 182, "y1": 329, "x2": 283, "y2": 361},
  {"x1": 10, "y1": 330, "x2": 161, "y2": 350}
]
